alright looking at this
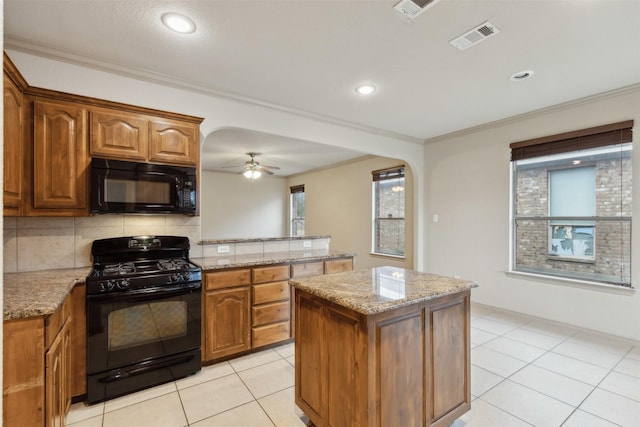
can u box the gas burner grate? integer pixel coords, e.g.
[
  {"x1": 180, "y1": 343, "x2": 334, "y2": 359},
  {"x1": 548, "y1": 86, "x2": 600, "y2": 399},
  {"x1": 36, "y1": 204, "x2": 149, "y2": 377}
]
[
  {"x1": 103, "y1": 262, "x2": 136, "y2": 276},
  {"x1": 157, "y1": 259, "x2": 191, "y2": 271}
]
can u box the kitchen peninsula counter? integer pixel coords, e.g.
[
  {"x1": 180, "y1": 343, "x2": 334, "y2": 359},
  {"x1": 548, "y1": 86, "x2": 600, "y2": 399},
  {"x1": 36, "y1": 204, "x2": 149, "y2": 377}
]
[
  {"x1": 290, "y1": 267, "x2": 477, "y2": 427},
  {"x1": 193, "y1": 250, "x2": 355, "y2": 271},
  {"x1": 3, "y1": 267, "x2": 90, "y2": 320}
]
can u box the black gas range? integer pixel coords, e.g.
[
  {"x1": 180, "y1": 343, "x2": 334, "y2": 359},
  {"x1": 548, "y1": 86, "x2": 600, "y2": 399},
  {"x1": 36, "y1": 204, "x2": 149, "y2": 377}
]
[{"x1": 86, "y1": 236, "x2": 202, "y2": 404}]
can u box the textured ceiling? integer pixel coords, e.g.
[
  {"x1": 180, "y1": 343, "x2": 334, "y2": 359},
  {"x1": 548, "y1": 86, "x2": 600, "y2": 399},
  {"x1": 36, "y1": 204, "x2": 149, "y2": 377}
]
[{"x1": 5, "y1": 0, "x2": 640, "y2": 174}]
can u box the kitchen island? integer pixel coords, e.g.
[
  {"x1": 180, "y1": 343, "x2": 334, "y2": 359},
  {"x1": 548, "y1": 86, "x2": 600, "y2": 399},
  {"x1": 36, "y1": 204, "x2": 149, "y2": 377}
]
[{"x1": 290, "y1": 266, "x2": 478, "y2": 427}]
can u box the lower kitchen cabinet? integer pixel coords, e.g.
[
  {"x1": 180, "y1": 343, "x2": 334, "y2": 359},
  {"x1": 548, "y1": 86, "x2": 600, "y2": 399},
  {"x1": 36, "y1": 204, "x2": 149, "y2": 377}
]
[
  {"x1": 3, "y1": 283, "x2": 85, "y2": 427},
  {"x1": 202, "y1": 257, "x2": 354, "y2": 363},
  {"x1": 204, "y1": 286, "x2": 251, "y2": 360},
  {"x1": 203, "y1": 269, "x2": 252, "y2": 360}
]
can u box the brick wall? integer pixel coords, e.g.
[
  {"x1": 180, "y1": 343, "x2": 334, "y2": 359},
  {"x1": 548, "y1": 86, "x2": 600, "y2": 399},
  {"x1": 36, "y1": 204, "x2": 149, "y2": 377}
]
[{"x1": 514, "y1": 154, "x2": 632, "y2": 283}]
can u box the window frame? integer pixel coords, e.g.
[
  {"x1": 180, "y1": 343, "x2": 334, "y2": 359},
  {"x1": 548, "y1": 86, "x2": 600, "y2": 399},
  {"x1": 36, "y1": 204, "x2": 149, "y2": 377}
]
[
  {"x1": 290, "y1": 184, "x2": 305, "y2": 237},
  {"x1": 509, "y1": 121, "x2": 633, "y2": 288},
  {"x1": 371, "y1": 166, "x2": 406, "y2": 258}
]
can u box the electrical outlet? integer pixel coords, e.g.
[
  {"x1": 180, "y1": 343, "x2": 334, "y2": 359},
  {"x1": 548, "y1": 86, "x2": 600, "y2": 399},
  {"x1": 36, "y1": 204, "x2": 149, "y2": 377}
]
[
  {"x1": 217, "y1": 245, "x2": 230, "y2": 254},
  {"x1": 303, "y1": 240, "x2": 312, "y2": 248}
]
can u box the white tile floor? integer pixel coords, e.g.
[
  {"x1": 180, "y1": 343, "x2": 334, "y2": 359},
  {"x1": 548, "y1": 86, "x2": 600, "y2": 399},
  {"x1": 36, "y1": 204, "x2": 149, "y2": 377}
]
[{"x1": 67, "y1": 303, "x2": 640, "y2": 427}]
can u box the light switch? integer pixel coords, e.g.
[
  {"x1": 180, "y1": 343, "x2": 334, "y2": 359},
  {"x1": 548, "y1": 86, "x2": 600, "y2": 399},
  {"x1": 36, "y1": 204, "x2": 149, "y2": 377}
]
[{"x1": 432, "y1": 214, "x2": 439, "y2": 223}]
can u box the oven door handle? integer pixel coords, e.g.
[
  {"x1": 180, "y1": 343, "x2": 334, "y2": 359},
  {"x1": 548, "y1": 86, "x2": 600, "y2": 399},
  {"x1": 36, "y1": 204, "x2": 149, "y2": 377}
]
[{"x1": 86, "y1": 282, "x2": 201, "y2": 302}]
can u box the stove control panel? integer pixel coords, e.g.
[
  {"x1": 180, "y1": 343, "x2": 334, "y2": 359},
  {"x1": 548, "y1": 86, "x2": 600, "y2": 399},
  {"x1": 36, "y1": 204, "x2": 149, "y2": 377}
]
[{"x1": 100, "y1": 278, "x2": 130, "y2": 292}]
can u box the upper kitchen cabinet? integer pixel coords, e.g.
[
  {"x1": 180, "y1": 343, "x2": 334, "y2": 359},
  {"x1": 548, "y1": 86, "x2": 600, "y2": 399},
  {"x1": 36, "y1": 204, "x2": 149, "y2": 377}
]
[
  {"x1": 89, "y1": 107, "x2": 149, "y2": 161},
  {"x1": 31, "y1": 98, "x2": 90, "y2": 215},
  {"x1": 3, "y1": 53, "x2": 27, "y2": 216},
  {"x1": 90, "y1": 108, "x2": 199, "y2": 167},
  {"x1": 149, "y1": 118, "x2": 199, "y2": 166}
]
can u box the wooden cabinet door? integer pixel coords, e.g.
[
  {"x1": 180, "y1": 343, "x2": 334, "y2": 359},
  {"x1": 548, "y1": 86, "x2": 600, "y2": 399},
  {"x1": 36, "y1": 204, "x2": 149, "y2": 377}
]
[
  {"x1": 3, "y1": 73, "x2": 24, "y2": 215},
  {"x1": 149, "y1": 118, "x2": 198, "y2": 166},
  {"x1": 69, "y1": 284, "x2": 86, "y2": 398},
  {"x1": 425, "y1": 295, "x2": 470, "y2": 425},
  {"x1": 33, "y1": 99, "x2": 89, "y2": 211},
  {"x1": 205, "y1": 287, "x2": 251, "y2": 360},
  {"x1": 3, "y1": 318, "x2": 45, "y2": 427},
  {"x1": 45, "y1": 328, "x2": 64, "y2": 427},
  {"x1": 90, "y1": 108, "x2": 148, "y2": 161}
]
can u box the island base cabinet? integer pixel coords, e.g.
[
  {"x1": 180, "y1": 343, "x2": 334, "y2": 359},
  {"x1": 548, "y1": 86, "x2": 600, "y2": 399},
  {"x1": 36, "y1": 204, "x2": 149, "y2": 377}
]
[{"x1": 295, "y1": 290, "x2": 471, "y2": 427}]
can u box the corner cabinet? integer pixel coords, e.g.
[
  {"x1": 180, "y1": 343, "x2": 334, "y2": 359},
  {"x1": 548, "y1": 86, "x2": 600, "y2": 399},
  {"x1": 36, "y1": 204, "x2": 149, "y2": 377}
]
[
  {"x1": 3, "y1": 54, "x2": 27, "y2": 216},
  {"x1": 202, "y1": 256, "x2": 354, "y2": 363},
  {"x1": 3, "y1": 283, "x2": 86, "y2": 427},
  {"x1": 31, "y1": 99, "x2": 90, "y2": 214}
]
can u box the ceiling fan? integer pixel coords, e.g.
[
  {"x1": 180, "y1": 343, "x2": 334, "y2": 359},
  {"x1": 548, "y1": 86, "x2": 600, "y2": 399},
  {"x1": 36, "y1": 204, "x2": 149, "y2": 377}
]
[{"x1": 222, "y1": 152, "x2": 281, "y2": 179}]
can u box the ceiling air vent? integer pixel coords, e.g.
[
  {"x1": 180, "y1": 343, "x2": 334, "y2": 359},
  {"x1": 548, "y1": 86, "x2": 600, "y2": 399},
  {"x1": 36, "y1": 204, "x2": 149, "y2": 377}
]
[
  {"x1": 449, "y1": 21, "x2": 500, "y2": 50},
  {"x1": 394, "y1": 0, "x2": 441, "y2": 19}
]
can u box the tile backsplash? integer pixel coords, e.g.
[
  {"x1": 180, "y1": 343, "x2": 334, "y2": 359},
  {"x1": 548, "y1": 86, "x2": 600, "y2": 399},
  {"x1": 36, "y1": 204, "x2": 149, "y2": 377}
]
[{"x1": 3, "y1": 215, "x2": 202, "y2": 273}]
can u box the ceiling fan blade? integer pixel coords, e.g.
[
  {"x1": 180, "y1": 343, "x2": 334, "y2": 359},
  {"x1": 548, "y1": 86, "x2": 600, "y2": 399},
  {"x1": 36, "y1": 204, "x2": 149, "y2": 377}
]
[
  {"x1": 260, "y1": 164, "x2": 281, "y2": 170},
  {"x1": 220, "y1": 164, "x2": 244, "y2": 168}
]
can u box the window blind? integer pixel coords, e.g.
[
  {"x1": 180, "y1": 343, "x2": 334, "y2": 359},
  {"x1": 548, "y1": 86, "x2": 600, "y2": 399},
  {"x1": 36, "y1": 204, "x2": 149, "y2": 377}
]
[
  {"x1": 510, "y1": 120, "x2": 633, "y2": 161},
  {"x1": 372, "y1": 166, "x2": 405, "y2": 181},
  {"x1": 290, "y1": 185, "x2": 305, "y2": 194}
]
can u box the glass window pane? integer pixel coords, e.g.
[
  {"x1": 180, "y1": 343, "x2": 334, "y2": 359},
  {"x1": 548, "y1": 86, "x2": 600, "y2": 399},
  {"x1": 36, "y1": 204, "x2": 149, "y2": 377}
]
[
  {"x1": 512, "y1": 143, "x2": 632, "y2": 286},
  {"x1": 549, "y1": 167, "x2": 595, "y2": 217},
  {"x1": 373, "y1": 173, "x2": 405, "y2": 256}
]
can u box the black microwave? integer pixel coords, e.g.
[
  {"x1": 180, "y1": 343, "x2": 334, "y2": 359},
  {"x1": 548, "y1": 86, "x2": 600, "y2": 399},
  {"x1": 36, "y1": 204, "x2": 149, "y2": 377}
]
[{"x1": 90, "y1": 158, "x2": 197, "y2": 215}]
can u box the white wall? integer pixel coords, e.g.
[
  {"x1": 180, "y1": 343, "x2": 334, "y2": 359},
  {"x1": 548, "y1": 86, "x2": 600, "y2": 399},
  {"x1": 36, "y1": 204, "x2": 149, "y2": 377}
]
[
  {"x1": 287, "y1": 156, "x2": 413, "y2": 270},
  {"x1": 423, "y1": 87, "x2": 640, "y2": 341},
  {"x1": 200, "y1": 170, "x2": 287, "y2": 239},
  {"x1": 5, "y1": 49, "x2": 426, "y2": 268}
]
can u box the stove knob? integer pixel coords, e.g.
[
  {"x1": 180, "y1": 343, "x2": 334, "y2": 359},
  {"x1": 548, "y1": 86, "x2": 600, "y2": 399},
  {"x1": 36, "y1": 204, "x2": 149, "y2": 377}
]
[
  {"x1": 102, "y1": 280, "x2": 115, "y2": 291},
  {"x1": 117, "y1": 279, "x2": 130, "y2": 289},
  {"x1": 171, "y1": 273, "x2": 184, "y2": 284}
]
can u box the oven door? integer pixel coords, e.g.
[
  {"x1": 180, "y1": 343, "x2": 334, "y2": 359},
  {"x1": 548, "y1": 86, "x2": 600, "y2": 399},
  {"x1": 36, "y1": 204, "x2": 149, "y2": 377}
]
[{"x1": 86, "y1": 283, "x2": 201, "y2": 375}]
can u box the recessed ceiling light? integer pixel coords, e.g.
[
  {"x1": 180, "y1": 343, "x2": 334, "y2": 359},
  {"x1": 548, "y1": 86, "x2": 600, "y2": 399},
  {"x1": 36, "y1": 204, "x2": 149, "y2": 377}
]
[
  {"x1": 510, "y1": 70, "x2": 534, "y2": 81},
  {"x1": 355, "y1": 84, "x2": 376, "y2": 95},
  {"x1": 161, "y1": 13, "x2": 196, "y2": 34}
]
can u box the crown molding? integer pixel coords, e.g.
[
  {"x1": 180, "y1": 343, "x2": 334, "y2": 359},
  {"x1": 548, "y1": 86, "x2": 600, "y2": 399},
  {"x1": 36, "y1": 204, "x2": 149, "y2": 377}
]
[
  {"x1": 424, "y1": 82, "x2": 640, "y2": 145},
  {"x1": 4, "y1": 38, "x2": 424, "y2": 146}
]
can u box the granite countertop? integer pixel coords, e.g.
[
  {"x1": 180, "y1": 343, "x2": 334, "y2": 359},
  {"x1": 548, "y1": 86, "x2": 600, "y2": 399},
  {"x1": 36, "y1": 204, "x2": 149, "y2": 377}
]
[
  {"x1": 289, "y1": 266, "x2": 478, "y2": 315},
  {"x1": 199, "y1": 235, "x2": 331, "y2": 245},
  {"x1": 3, "y1": 267, "x2": 91, "y2": 320},
  {"x1": 193, "y1": 250, "x2": 355, "y2": 271}
]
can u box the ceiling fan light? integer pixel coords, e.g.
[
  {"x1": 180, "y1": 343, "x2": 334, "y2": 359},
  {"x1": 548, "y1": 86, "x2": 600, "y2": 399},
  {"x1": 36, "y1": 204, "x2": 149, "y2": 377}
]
[{"x1": 243, "y1": 169, "x2": 262, "y2": 180}]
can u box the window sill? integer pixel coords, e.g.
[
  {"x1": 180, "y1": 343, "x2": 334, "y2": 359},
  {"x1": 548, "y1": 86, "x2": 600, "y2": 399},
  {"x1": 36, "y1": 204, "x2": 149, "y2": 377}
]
[
  {"x1": 505, "y1": 270, "x2": 635, "y2": 294},
  {"x1": 370, "y1": 252, "x2": 405, "y2": 260}
]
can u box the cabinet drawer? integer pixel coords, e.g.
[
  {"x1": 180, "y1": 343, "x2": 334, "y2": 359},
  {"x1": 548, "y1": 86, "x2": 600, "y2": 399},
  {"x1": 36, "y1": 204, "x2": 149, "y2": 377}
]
[
  {"x1": 205, "y1": 269, "x2": 251, "y2": 290},
  {"x1": 253, "y1": 281, "x2": 290, "y2": 305},
  {"x1": 291, "y1": 261, "x2": 324, "y2": 278},
  {"x1": 252, "y1": 265, "x2": 290, "y2": 284},
  {"x1": 252, "y1": 321, "x2": 290, "y2": 348},
  {"x1": 252, "y1": 301, "x2": 290, "y2": 327},
  {"x1": 325, "y1": 258, "x2": 353, "y2": 274}
]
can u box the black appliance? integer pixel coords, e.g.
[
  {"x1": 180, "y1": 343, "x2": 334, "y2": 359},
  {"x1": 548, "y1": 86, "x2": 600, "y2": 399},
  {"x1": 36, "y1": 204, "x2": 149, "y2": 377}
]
[
  {"x1": 90, "y1": 158, "x2": 197, "y2": 215},
  {"x1": 86, "y1": 235, "x2": 202, "y2": 404}
]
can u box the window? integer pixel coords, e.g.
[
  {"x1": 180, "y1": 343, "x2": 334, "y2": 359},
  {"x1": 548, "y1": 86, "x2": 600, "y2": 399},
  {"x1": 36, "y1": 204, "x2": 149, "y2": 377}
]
[
  {"x1": 511, "y1": 121, "x2": 633, "y2": 286},
  {"x1": 548, "y1": 166, "x2": 595, "y2": 260},
  {"x1": 290, "y1": 185, "x2": 305, "y2": 237},
  {"x1": 372, "y1": 166, "x2": 405, "y2": 257}
]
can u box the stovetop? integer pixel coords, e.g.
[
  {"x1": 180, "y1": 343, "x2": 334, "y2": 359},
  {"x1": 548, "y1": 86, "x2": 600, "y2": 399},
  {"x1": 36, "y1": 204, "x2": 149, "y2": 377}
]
[
  {"x1": 86, "y1": 235, "x2": 202, "y2": 295},
  {"x1": 98, "y1": 258, "x2": 200, "y2": 278}
]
